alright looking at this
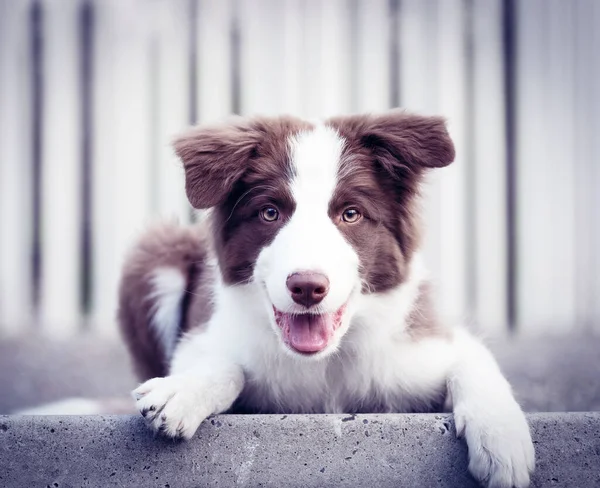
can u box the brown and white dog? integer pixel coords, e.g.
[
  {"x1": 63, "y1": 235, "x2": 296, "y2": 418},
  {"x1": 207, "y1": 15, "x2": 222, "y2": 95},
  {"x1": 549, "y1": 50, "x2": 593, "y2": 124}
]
[{"x1": 119, "y1": 111, "x2": 534, "y2": 488}]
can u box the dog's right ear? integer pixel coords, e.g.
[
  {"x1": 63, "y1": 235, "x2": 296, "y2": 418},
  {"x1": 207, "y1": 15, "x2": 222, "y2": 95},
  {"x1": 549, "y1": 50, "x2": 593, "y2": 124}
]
[{"x1": 173, "y1": 119, "x2": 261, "y2": 209}]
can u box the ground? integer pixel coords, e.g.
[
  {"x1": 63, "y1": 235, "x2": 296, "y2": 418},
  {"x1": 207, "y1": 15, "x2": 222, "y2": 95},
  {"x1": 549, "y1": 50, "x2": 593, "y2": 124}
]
[{"x1": 0, "y1": 332, "x2": 599, "y2": 414}]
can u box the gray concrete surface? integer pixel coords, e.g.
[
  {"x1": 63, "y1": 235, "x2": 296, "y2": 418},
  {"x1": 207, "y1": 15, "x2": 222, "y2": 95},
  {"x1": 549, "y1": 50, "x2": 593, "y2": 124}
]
[
  {"x1": 1, "y1": 333, "x2": 600, "y2": 414},
  {"x1": 0, "y1": 413, "x2": 599, "y2": 488},
  {"x1": 0, "y1": 334, "x2": 136, "y2": 414}
]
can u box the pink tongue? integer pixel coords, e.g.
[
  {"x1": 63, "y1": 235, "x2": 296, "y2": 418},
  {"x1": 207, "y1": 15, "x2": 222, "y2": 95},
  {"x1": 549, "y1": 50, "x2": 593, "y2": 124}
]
[{"x1": 286, "y1": 314, "x2": 333, "y2": 353}]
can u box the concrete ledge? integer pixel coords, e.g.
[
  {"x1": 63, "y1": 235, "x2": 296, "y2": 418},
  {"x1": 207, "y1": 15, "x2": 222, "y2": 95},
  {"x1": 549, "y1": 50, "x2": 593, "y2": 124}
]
[{"x1": 1, "y1": 413, "x2": 599, "y2": 487}]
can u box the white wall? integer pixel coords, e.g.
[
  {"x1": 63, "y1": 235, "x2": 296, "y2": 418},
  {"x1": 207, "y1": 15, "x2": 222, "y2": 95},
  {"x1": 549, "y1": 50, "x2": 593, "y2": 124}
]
[{"x1": 0, "y1": 0, "x2": 598, "y2": 336}]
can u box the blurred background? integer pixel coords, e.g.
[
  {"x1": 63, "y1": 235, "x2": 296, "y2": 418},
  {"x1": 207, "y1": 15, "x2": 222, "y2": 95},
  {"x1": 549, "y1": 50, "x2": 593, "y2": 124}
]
[{"x1": 0, "y1": 0, "x2": 599, "y2": 414}]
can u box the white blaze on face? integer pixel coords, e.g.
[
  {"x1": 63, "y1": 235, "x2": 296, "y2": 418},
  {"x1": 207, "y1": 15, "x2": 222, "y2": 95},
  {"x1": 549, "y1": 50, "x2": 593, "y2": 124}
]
[{"x1": 254, "y1": 124, "x2": 361, "y2": 318}]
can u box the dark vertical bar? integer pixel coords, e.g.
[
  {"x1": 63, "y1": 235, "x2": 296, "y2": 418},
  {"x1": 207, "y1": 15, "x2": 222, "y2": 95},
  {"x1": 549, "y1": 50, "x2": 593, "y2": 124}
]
[
  {"x1": 149, "y1": 37, "x2": 160, "y2": 217},
  {"x1": 188, "y1": 0, "x2": 198, "y2": 125},
  {"x1": 389, "y1": 0, "x2": 400, "y2": 108},
  {"x1": 503, "y1": 0, "x2": 517, "y2": 331},
  {"x1": 30, "y1": 0, "x2": 43, "y2": 316},
  {"x1": 79, "y1": 0, "x2": 94, "y2": 317},
  {"x1": 188, "y1": 0, "x2": 198, "y2": 222},
  {"x1": 230, "y1": 0, "x2": 241, "y2": 116},
  {"x1": 349, "y1": 0, "x2": 359, "y2": 113},
  {"x1": 464, "y1": 0, "x2": 477, "y2": 325}
]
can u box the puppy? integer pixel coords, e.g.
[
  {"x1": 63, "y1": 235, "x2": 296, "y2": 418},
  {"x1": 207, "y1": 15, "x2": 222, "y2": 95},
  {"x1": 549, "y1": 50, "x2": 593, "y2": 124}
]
[{"x1": 119, "y1": 111, "x2": 534, "y2": 488}]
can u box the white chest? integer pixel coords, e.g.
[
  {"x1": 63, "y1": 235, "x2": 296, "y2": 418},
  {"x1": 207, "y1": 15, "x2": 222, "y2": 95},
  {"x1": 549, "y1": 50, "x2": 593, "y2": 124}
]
[{"x1": 235, "y1": 329, "x2": 453, "y2": 414}]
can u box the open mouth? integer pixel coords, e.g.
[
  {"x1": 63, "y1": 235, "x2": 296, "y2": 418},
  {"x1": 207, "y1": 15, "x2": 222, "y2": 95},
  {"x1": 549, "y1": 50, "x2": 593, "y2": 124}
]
[{"x1": 273, "y1": 305, "x2": 346, "y2": 354}]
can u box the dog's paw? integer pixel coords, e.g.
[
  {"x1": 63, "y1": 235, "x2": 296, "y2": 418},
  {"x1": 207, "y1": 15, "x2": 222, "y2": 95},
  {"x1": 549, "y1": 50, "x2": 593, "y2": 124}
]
[
  {"x1": 454, "y1": 400, "x2": 535, "y2": 488},
  {"x1": 132, "y1": 376, "x2": 212, "y2": 439}
]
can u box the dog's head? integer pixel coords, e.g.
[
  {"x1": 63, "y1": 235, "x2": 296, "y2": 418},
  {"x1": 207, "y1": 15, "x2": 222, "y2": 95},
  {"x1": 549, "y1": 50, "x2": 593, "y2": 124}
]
[{"x1": 174, "y1": 111, "x2": 454, "y2": 359}]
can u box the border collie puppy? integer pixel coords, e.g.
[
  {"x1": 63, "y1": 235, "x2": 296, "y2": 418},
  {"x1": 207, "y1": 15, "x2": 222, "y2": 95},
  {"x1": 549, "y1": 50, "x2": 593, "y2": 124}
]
[{"x1": 119, "y1": 111, "x2": 534, "y2": 488}]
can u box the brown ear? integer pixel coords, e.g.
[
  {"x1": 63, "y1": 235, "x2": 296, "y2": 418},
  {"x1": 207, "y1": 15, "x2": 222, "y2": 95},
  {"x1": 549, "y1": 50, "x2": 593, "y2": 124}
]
[
  {"x1": 327, "y1": 110, "x2": 455, "y2": 176},
  {"x1": 172, "y1": 118, "x2": 261, "y2": 209}
]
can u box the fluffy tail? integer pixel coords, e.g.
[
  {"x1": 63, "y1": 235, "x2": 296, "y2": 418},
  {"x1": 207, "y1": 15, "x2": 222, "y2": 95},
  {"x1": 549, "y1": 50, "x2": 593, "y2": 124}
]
[{"x1": 118, "y1": 221, "x2": 210, "y2": 380}]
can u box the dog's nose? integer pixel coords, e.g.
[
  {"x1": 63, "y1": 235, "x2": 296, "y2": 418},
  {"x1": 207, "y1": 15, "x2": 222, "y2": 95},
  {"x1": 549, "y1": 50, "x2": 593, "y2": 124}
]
[{"x1": 286, "y1": 272, "x2": 330, "y2": 308}]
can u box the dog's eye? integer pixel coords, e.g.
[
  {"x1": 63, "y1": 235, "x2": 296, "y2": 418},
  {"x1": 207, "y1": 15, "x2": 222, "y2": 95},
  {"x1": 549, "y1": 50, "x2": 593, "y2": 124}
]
[
  {"x1": 342, "y1": 208, "x2": 361, "y2": 223},
  {"x1": 260, "y1": 206, "x2": 279, "y2": 222}
]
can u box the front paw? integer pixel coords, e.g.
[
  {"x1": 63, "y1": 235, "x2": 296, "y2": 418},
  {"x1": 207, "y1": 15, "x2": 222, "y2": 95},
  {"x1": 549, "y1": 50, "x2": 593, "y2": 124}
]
[
  {"x1": 454, "y1": 400, "x2": 535, "y2": 488},
  {"x1": 132, "y1": 376, "x2": 211, "y2": 439}
]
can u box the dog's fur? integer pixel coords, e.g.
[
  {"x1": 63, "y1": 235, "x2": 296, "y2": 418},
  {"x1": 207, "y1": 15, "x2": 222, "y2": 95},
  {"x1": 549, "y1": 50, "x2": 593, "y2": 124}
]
[{"x1": 119, "y1": 111, "x2": 534, "y2": 488}]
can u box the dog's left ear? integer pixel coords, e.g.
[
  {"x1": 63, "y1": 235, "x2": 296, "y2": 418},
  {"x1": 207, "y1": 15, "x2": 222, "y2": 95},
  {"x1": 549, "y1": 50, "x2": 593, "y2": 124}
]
[
  {"x1": 327, "y1": 110, "x2": 455, "y2": 175},
  {"x1": 172, "y1": 118, "x2": 261, "y2": 209}
]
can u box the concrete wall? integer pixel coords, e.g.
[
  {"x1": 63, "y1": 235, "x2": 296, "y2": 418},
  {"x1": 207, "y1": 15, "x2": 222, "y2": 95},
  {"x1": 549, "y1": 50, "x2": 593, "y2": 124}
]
[{"x1": 1, "y1": 413, "x2": 599, "y2": 487}]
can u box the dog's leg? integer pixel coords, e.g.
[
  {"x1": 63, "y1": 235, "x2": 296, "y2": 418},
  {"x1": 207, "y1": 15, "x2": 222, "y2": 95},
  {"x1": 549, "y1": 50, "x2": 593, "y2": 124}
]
[
  {"x1": 447, "y1": 329, "x2": 535, "y2": 488},
  {"x1": 132, "y1": 332, "x2": 244, "y2": 440}
]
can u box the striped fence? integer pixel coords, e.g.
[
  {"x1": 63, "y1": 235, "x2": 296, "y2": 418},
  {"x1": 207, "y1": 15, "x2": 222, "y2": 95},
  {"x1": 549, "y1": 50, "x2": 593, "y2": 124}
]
[{"x1": 0, "y1": 0, "x2": 599, "y2": 337}]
